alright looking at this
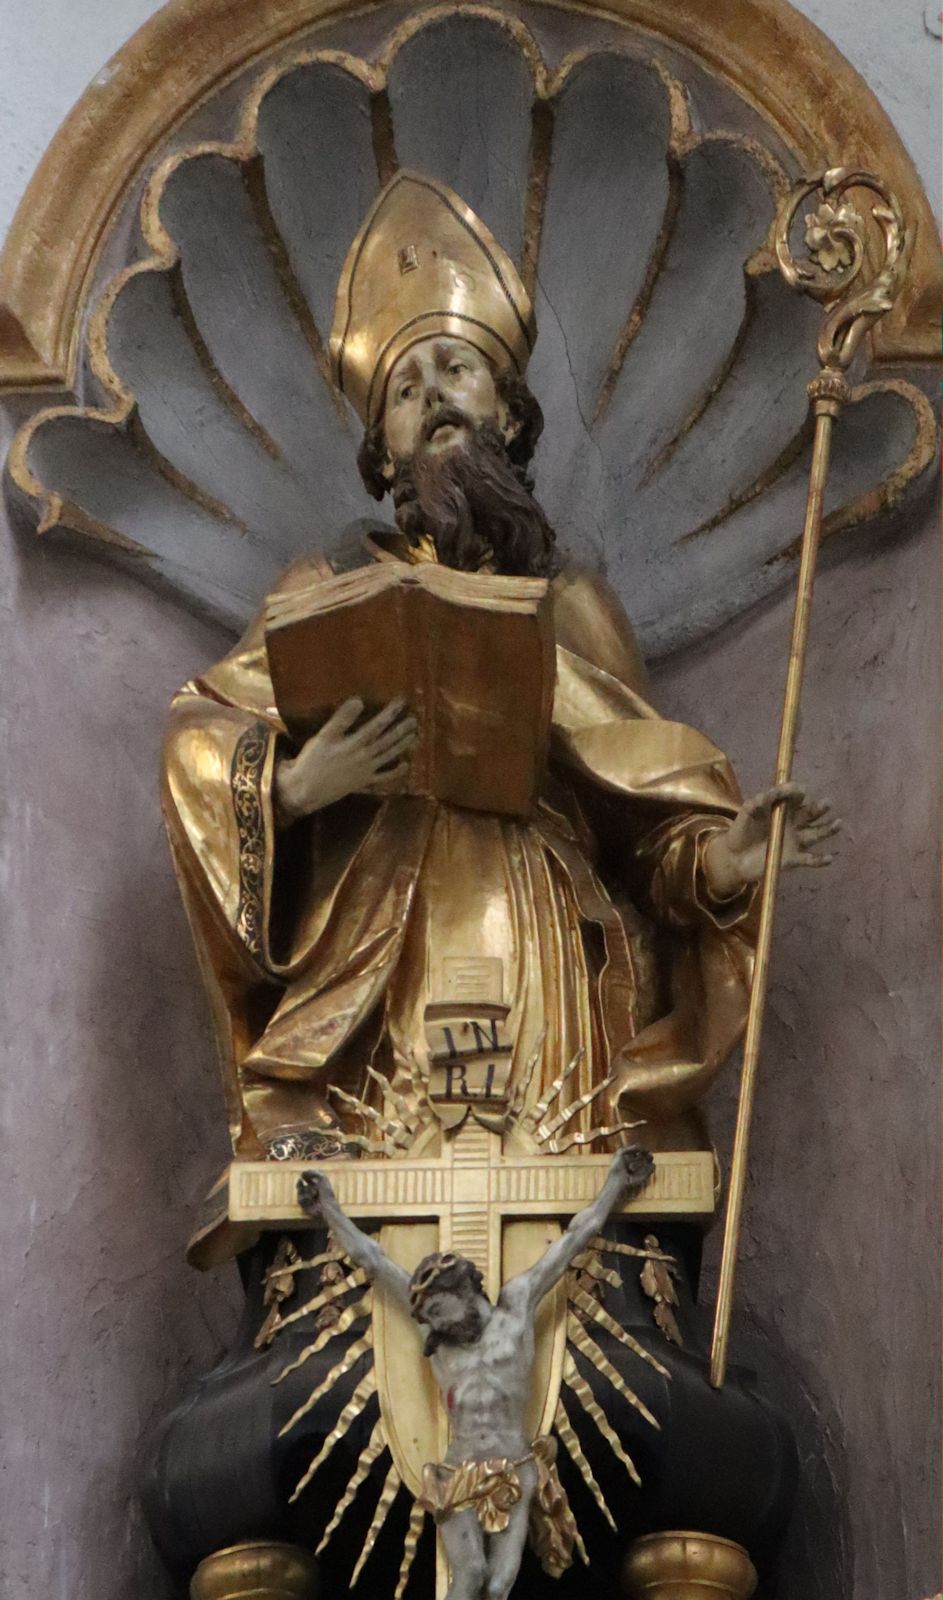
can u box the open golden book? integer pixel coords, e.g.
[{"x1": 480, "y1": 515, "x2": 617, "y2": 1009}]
[{"x1": 264, "y1": 562, "x2": 555, "y2": 817}]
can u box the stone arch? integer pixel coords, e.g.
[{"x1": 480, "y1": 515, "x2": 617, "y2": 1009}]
[{"x1": 0, "y1": 0, "x2": 939, "y2": 392}]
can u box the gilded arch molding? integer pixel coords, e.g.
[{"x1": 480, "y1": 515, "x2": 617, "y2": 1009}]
[{"x1": 0, "y1": 0, "x2": 940, "y2": 393}]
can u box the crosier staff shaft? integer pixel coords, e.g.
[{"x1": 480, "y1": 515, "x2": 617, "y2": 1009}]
[
  {"x1": 709, "y1": 169, "x2": 906, "y2": 1390},
  {"x1": 709, "y1": 383, "x2": 839, "y2": 1390}
]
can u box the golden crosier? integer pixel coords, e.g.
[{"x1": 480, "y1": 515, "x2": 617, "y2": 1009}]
[{"x1": 710, "y1": 167, "x2": 907, "y2": 1390}]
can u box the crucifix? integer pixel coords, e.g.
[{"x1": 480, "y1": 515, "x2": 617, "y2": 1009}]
[{"x1": 226, "y1": 1110, "x2": 713, "y2": 1596}]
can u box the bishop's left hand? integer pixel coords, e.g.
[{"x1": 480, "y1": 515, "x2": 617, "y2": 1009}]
[{"x1": 703, "y1": 782, "x2": 840, "y2": 897}]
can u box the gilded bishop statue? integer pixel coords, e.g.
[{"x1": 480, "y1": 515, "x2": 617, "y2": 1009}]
[
  {"x1": 161, "y1": 172, "x2": 833, "y2": 1163},
  {"x1": 149, "y1": 173, "x2": 835, "y2": 1600}
]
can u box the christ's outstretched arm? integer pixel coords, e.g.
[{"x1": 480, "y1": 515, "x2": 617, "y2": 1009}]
[
  {"x1": 297, "y1": 1170, "x2": 413, "y2": 1311},
  {"x1": 503, "y1": 1146, "x2": 655, "y2": 1313}
]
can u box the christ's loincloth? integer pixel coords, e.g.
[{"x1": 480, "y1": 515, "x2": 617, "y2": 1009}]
[{"x1": 418, "y1": 1435, "x2": 580, "y2": 1577}]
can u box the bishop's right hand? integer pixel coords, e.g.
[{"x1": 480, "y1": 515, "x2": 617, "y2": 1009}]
[{"x1": 275, "y1": 696, "x2": 418, "y2": 823}]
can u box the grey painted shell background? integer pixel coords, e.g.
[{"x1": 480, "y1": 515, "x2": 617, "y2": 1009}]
[{"x1": 8, "y1": 5, "x2": 937, "y2": 657}]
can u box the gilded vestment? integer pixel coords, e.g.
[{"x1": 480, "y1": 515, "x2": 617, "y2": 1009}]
[{"x1": 162, "y1": 543, "x2": 755, "y2": 1158}]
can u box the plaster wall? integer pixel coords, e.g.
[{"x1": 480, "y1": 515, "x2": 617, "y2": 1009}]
[
  {"x1": 1, "y1": 5, "x2": 940, "y2": 1600},
  {"x1": 0, "y1": 409, "x2": 241, "y2": 1600},
  {"x1": 655, "y1": 501, "x2": 942, "y2": 1600}
]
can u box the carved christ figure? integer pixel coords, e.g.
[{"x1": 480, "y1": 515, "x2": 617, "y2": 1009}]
[
  {"x1": 296, "y1": 1146, "x2": 656, "y2": 1600},
  {"x1": 161, "y1": 172, "x2": 837, "y2": 1169}
]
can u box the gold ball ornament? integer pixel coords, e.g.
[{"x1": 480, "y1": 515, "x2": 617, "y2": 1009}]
[
  {"x1": 190, "y1": 1541, "x2": 319, "y2": 1600},
  {"x1": 623, "y1": 1530, "x2": 758, "y2": 1600}
]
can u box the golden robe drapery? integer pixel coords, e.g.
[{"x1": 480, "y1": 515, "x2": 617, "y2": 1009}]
[{"x1": 162, "y1": 548, "x2": 755, "y2": 1158}]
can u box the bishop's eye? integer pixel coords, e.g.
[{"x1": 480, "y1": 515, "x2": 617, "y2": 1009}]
[
  {"x1": 398, "y1": 382, "x2": 416, "y2": 402},
  {"x1": 448, "y1": 362, "x2": 467, "y2": 376}
]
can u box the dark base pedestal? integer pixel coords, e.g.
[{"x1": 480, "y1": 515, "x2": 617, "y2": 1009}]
[{"x1": 142, "y1": 1222, "x2": 796, "y2": 1598}]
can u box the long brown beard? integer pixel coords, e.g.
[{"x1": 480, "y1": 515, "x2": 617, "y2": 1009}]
[{"x1": 391, "y1": 410, "x2": 556, "y2": 578}]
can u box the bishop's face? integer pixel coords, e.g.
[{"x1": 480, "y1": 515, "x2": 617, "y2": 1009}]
[{"x1": 381, "y1": 335, "x2": 508, "y2": 466}]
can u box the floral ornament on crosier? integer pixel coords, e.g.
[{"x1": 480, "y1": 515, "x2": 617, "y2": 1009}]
[{"x1": 803, "y1": 200, "x2": 865, "y2": 273}]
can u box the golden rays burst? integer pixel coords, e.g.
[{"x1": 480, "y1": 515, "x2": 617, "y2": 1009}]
[
  {"x1": 263, "y1": 1032, "x2": 673, "y2": 1594},
  {"x1": 327, "y1": 1055, "x2": 435, "y2": 1158},
  {"x1": 328, "y1": 1037, "x2": 641, "y2": 1163},
  {"x1": 271, "y1": 1255, "x2": 424, "y2": 1594},
  {"x1": 517, "y1": 1051, "x2": 642, "y2": 1153},
  {"x1": 269, "y1": 1236, "x2": 670, "y2": 1592}
]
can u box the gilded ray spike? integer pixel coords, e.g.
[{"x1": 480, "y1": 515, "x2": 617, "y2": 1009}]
[
  {"x1": 316, "y1": 1416, "x2": 388, "y2": 1554},
  {"x1": 277, "y1": 1267, "x2": 369, "y2": 1331},
  {"x1": 331, "y1": 1085, "x2": 404, "y2": 1147},
  {"x1": 366, "y1": 1064, "x2": 416, "y2": 1140},
  {"x1": 591, "y1": 1236, "x2": 676, "y2": 1263},
  {"x1": 572, "y1": 1521, "x2": 590, "y2": 1567},
  {"x1": 569, "y1": 1285, "x2": 670, "y2": 1378},
  {"x1": 363, "y1": 1104, "x2": 409, "y2": 1148},
  {"x1": 537, "y1": 1075, "x2": 624, "y2": 1139},
  {"x1": 545, "y1": 1119, "x2": 642, "y2": 1154},
  {"x1": 574, "y1": 1257, "x2": 622, "y2": 1292},
  {"x1": 563, "y1": 1354, "x2": 642, "y2": 1487},
  {"x1": 553, "y1": 1401, "x2": 616, "y2": 1531},
  {"x1": 279, "y1": 1330, "x2": 374, "y2": 1436},
  {"x1": 404, "y1": 1048, "x2": 427, "y2": 1097},
  {"x1": 395, "y1": 1499, "x2": 427, "y2": 1600},
  {"x1": 350, "y1": 1456, "x2": 403, "y2": 1586},
  {"x1": 536, "y1": 1075, "x2": 621, "y2": 1143},
  {"x1": 288, "y1": 1370, "x2": 378, "y2": 1503},
  {"x1": 509, "y1": 1025, "x2": 547, "y2": 1121},
  {"x1": 525, "y1": 1046, "x2": 581, "y2": 1131},
  {"x1": 404, "y1": 1048, "x2": 437, "y2": 1115},
  {"x1": 343, "y1": 1131, "x2": 396, "y2": 1157},
  {"x1": 567, "y1": 1316, "x2": 660, "y2": 1429},
  {"x1": 273, "y1": 1299, "x2": 371, "y2": 1382},
  {"x1": 328, "y1": 1083, "x2": 372, "y2": 1119},
  {"x1": 273, "y1": 1247, "x2": 346, "y2": 1280}
]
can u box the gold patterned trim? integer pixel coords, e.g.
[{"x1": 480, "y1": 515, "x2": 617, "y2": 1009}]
[{"x1": 231, "y1": 722, "x2": 269, "y2": 957}]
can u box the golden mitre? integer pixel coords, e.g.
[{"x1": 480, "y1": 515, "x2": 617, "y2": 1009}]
[{"x1": 330, "y1": 170, "x2": 536, "y2": 425}]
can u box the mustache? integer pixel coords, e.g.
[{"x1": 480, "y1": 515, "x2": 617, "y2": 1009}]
[{"x1": 421, "y1": 403, "x2": 471, "y2": 444}]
